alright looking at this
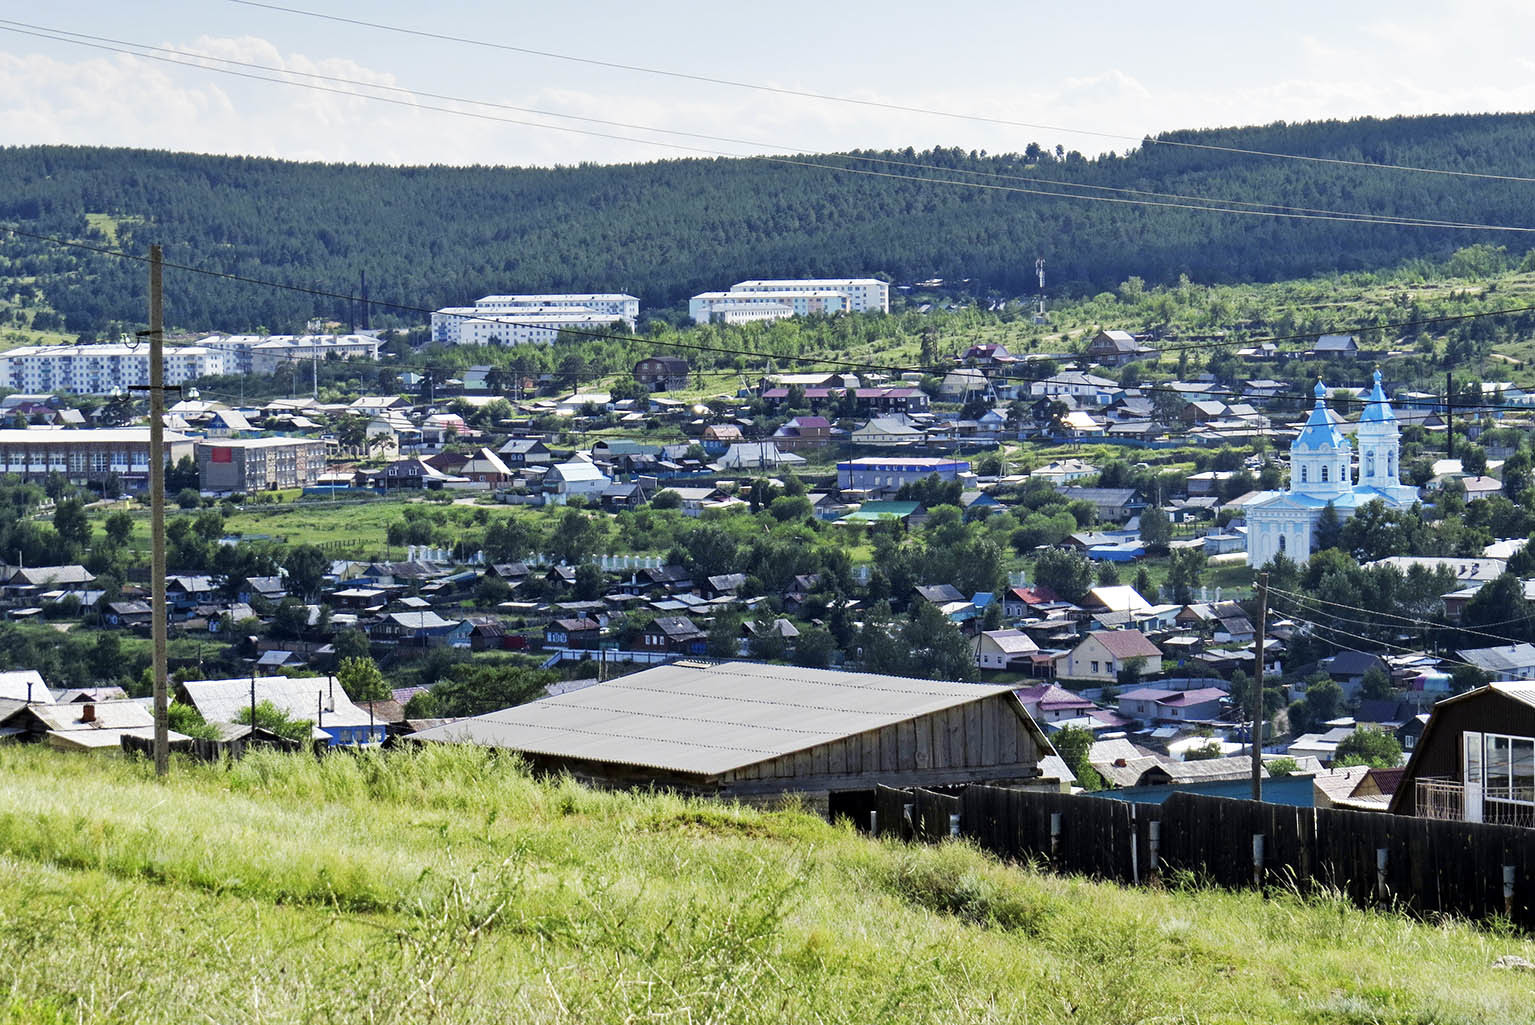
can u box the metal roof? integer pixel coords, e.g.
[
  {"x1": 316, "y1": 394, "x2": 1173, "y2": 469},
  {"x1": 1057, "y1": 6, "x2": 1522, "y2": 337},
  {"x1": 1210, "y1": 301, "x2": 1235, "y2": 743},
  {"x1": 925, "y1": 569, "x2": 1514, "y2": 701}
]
[
  {"x1": 179, "y1": 675, "x2": 374, "y2": 727},
  {"x1": 411, "y1": 661, "x2": 1023, "y2": 777}
]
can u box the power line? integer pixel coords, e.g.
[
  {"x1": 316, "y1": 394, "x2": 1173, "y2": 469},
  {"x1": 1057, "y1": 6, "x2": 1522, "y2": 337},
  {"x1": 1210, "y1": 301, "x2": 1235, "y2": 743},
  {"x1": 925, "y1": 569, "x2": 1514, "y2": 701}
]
[
  {"x1": 1270, "y1": 584, "x2": 1535, "y2": 642},
  {"x1": 1278, "y1": 609, "x2": 1491, "y2": 672},
  {"x1": 7, "y1": 22, "x2": 1535, "y2": 235},
  {"x1": 2, "y1": 19, "x2": 1517, "y2": 234},
  {"x1": 14, "y1": 222, "x2": 1535, "y2": 419},
  {"x1": 226, "y1": 0, "x2": 1535, "y2": 186}
]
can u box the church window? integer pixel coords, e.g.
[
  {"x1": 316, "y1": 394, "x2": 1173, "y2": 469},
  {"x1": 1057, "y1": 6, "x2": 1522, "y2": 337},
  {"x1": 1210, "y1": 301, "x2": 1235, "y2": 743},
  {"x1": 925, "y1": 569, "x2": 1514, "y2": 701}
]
[
  {"x1": 1321, "y1": 464, "x2": 1329, "y2": 482},
  {"x1": 1300, "y1": 465, "x2": 1308, "y2": 484},
  {"x1": 1278, "y1": 534, "x2": 1286, "y2": 553},
  {"x1": 1388, "y1": 452, "x2": 1396, "y2": 477},
  {"x1": 1366, "y1": 451, "x2": 1375, "y2": 478}
]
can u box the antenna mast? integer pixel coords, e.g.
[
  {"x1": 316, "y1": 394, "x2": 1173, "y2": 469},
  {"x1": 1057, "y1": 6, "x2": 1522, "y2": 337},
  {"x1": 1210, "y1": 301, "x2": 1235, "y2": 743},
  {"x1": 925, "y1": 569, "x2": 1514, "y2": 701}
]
[{"x1": 1033, "y1": 258, "x2": 1048, "y2": 324}]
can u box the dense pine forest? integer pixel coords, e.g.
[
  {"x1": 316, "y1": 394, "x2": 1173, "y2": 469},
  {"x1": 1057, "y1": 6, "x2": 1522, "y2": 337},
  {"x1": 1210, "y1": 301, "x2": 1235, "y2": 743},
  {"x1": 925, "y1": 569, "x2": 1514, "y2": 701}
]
[{"x1": 1, "y1": 112, "x2": 1534, "y2": 334}]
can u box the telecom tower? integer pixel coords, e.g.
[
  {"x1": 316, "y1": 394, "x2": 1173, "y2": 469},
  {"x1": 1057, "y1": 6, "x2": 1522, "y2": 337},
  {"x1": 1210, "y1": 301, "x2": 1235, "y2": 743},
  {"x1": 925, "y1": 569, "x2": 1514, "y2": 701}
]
[{"x1": 1033, "y1": 258, "x2": 1048, "y2": 324}]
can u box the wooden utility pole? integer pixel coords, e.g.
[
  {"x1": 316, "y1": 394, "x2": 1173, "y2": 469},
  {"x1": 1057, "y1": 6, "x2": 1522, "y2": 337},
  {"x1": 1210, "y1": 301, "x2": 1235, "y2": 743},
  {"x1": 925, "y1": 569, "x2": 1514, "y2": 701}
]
[
  {"x1": 1445, "y1": 371, "x2": 1454, "y2": 459},
  {"x1": 1250, "y1": 571, "x2": 1268, "y2": 800},
  {"x1": 148, "y1": 244, "x2": 169, "y2": 776}
]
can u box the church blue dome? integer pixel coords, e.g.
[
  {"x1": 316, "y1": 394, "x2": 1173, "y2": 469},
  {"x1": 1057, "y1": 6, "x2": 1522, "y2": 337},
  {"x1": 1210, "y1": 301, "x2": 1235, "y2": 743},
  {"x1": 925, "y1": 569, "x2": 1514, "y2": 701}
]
[
  {"x1": 1294, "y1": 379, "x2": 1347, "y2": 451},
  {"x1": 1358, "y1": 368, "x2": 1397, "y2": 425}
]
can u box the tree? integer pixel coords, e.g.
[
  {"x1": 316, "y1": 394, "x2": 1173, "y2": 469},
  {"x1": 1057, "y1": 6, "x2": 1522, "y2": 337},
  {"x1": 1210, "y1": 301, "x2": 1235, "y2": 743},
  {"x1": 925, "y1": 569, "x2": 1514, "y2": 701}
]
[
  {"x1": 1165, "y1": 548, "x2": 1206, "y2": 604},
  {"x1": 747, "y1": 616, "x2": 788, "y2": 662},
  {"x1": 1314, "y1": 502, "x2": 1343, "y2": 552},
  {"x1": 166, "y1": 455, "x2": 199, "y2": 494},
  {"x1": 235, "y1": 699, "x2": 314, "y2": 743},
  {"x1": 651, "y1": 489, "x2": 682, "y2": 510},
  {"x1": 103, "y1": 509, "x2": 133, "y2": 548},
  {"x1": 403, "y1": 689, "x2": 441, "y2": 718},
  {"x1": 1333, "y1": 727, "x2": 1403, "y2": 768},
  {"x1": 1304, "y1": 677, "x2": 1343, "y2": 725},
  {"x1": 1138, "y1": 506, "x2": 1171, "y2": 549},
  {"x1": 1053, "y1": 724, "x2": 1103, "y2": 789},
  {"x1": 52, "y1": 498, "x2": 90, "y2": 550},
  {"x1": 336, "y1": 656, "x2": 389, "y2": 702},
  {"x1": 1096, "y1": 561, "x2": 1120, "y2": 586},
  {"x1": 1266, "y1": 756, "x2": 1299, "y2": 778},
  {"x1": 1032, "y1": 548, "x2": 1094, "y2": 604},
  {"x1": 901, "y1": 602, "x2": 974, "y2": 681},
  {"x1": 1460, "y1": 444, "x2": 1488, "y2": 478},
  {"x1": 707, "y1": 613, "x2": 741, "y2": 659},
  {"x1": 1185, "y1": 740, "x2": 1224, "y2": 761},
  {"x1": 1133, "y1": 566, "x2": 1156, "y2": 601},
  {"x1": 429, "y1": 662, "x2": 553, "y2": 718},
  {"x1": 271, "y1": 598, "x2": 310, "y2": 640},
  {"x1": 1360, "y1": 665, "x2": 1394, "y2": 701},
  {"x1": 332, "y1": 627, "x2": 371, "y2": 662},
  {"x1": 283, "y1": 544, "x2": 329, "y2": 600},
  {"x1": 792, "y1": 627, "x2": 836, "y2": 668},
  {"x1": 166, "y1": 700, "x2": 221, "y2": 741},
  {"x1": 549, "y1": 508, "x2": 598, "y2": 565}
]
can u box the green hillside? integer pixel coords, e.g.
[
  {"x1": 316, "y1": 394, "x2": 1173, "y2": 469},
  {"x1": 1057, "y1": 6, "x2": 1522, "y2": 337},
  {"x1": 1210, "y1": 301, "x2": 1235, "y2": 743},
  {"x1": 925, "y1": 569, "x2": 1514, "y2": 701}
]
[
  {"x1": 1, "y1": 112, "x2": 1534, "y2": 334},
  {"x1": 0, "y1": 744, "x2": 1529, "y2": 1024}
]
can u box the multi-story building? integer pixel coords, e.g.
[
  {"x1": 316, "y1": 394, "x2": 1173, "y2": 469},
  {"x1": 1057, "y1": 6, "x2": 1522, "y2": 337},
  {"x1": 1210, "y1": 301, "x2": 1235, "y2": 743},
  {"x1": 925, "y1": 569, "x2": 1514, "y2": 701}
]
[
  {"x1": 196, "y1": 437, "x2": 330, "y2": 493},
  {"x1": 0, "y1": 344, "x2": 232, "y2": 396},
  {"x1": 430, "y1": 293, "x2": 639, "y2": 345},
  {"x1": 471, "y1": 293, "x2": 639, "y2": 323},
  {"x1": 688, "y1": 292, "x2": 845, "y2": 322},
  {"x1": 836, "y1": 457, "x2": 969, "y2": 493},
  {"x1": 203, "y1": 335, "x2": 380, "y2": 375},
  {"x1": 731, "y1": 278, "x2": 890, "y2": 313},
  {"x1": 0, "y1": 428, "x2": 197, "y2": 489}
]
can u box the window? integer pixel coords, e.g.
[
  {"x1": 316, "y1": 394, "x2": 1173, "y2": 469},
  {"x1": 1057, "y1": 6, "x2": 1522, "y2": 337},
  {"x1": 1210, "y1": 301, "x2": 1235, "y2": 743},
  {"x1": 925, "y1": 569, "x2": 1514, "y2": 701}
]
[
  {"x1": 1365, "y1": 451, "x2": 1375, "y2": 478},
  {"x1": 1483, "y1": 733, "x2": 1535, "y2": 807},
  {"x1": 1090, "y1": 661, "x2": 1099, "y2": 674},
  {"x1": 1321, "y1": 464, "x2": 1329, "y2": 482},
  {"x1": 1277, "y1": 534, "x2": 1286, "y2": 553},
  {"x1": 1300, "y1": 465, "x2": 1308, "y2": 484}
]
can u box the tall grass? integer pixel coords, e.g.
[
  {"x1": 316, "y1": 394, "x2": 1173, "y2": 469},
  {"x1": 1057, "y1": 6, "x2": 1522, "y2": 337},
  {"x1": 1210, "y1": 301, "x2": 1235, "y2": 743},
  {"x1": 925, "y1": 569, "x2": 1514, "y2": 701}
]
[{"x1": 0, "y1": 744, "x2": 1531, "y2": 1024}]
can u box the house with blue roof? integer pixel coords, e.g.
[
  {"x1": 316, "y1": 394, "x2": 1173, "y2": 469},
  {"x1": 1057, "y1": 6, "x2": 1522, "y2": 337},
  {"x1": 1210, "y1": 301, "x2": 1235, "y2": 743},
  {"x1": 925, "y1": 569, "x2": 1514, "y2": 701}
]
[{"x1": 1247, "y1": 372, "x2": 1419, "y2": 566}]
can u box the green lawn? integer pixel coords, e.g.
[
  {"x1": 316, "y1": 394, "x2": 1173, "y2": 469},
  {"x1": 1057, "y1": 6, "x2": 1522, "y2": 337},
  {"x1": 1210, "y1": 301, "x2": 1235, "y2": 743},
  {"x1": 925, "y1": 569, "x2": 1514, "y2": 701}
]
[{"x1": 0, "y1": 744, "x2": 1528, "y2": 1024}]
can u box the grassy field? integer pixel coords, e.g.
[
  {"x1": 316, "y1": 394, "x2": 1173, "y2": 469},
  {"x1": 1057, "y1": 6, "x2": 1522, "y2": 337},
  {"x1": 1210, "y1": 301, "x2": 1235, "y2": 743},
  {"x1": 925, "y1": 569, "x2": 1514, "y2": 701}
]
[{"x1": 0, "y1": 745, "x2": 1529, "y2": 1024}]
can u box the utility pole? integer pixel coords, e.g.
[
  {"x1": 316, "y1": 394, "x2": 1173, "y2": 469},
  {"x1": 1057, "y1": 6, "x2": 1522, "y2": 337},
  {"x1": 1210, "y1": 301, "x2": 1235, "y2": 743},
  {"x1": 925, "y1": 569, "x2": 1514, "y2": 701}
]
[
  {"x1": 148, "y1": 244, "x2": 169, "y2": 776},
  {"x1": 1445, "y1": 371, "x2": 1455, "y2": 460},
  {"x1": 1250, "y1": 571, "x2": 1269, "y2": 801}
]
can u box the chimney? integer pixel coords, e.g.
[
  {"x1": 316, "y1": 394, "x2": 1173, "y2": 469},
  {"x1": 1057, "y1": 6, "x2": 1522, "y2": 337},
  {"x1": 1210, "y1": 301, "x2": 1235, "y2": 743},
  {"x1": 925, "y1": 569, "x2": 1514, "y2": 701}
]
[
  {"x1": 81, "y1": 703, "x2": 96, "y2": 724},
  {"x1": 1114, "y1": 757, "x2": 1128, "y2": 767}
]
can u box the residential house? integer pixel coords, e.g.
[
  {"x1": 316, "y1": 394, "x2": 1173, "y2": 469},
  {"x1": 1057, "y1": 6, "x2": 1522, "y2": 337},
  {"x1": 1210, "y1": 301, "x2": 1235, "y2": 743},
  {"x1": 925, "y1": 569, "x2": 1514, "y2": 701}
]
[
  {"x1": 544, "y1": 618, "x2": 600, "y2": 650},
  {"x1": 1117, "y1": 686, "x2": 1227, "y2": 722},
  {"x1": 771, "y1": 416, "x2": 835, "y2": 452},
  {"x1": 1061, "y1": 631, "x2": 1163, "y2": 683},
  {"x1": 1310, "y1": 334, "x2": 1359, "y2": 358},
  {"x1": 1390, "y1": 682, "x2": 1535, "y2": 824},
  {"x1": 976, "y1": 629, "x2": 1040, "y2": 671},
  {"x1": 369, "y1": 610, "x2": 469, "y2": 647},
  {"x1": 634, "y1": 356, "x2": 690, "y2": 391},
  {"x1": 178, "y1": 675, "x2": 386, "y2": 747},
  {"x1": 850, "y1": 417, "x2": 922, "y2": 447},
  {"x1": 1014, "y1": 683, "x2": 1097, "y2": 723},
  {"x1": 1057, "y1": 487, "x2": 1141, "y2": 522},
  {"x1": 641, "y1": 615, "x2": 707, "y2": 655},
  {"x1": 1456, "y1": 643, "x2": 1535, "y2": 682},
  {"x1": 543, "y1": 460, "x2": 613, "y2": 504},
  {"x1": 497, "y1": 438, "x2": 553, "y2": 466},
  {"x1": 1085, "y1": 329, "x2": 1157, "y2": 367}
]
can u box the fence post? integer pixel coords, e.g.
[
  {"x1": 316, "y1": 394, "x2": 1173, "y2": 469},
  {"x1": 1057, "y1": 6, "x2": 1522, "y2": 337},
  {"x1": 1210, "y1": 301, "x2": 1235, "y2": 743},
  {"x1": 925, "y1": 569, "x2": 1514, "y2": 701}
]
[
  {"x1": 1050, "y1": 811, "x2": 1062, "y2": 862},
  {"x1": 903, "y1": 802, "x2": 914, "y2": 838},
  {"x1": 1504, "y1": 864, "x2": 1516, "y2": 917},
  {"x1": 1129, "y1": 804, "x2": 1140, "y2": 885},
  {"x1": 1148, "y1": 819, "x2": 1161, "y2": 884},
  {"x1": 869, "y1": 810, "x2": 878, "y2": 836},
  {"x1": 949, "y1": 813, "x2": 961, "y2": 839},
  {"x1": 1252, "y1": 834, "x2": 1265, "y2": 889},
  {"x1": 1376, "y1": 848, "x2": 1389, "y2": 902}
]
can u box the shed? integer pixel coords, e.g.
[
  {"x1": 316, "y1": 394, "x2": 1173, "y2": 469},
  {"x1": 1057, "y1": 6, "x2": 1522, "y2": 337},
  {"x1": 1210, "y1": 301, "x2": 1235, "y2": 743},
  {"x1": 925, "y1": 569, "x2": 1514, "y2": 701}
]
[{"x1": 409, "y1": 660, "x2": 1060, "y2": 809}]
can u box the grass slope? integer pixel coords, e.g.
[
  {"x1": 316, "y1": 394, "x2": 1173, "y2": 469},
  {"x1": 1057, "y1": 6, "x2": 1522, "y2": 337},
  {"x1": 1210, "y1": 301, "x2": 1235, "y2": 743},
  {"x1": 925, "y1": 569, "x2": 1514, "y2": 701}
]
[{"x1": 0, "y1": 745, "x2": 1530, "y2": 1024}]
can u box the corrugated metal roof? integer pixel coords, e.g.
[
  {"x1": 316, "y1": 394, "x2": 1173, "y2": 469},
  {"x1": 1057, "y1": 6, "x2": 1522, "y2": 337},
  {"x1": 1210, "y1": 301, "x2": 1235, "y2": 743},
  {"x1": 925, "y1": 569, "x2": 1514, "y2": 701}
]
[
  {"x1": 180, "y1": 675, "x2": 373, "y2": 727},
  {"x1": 411, "y1": 661, "x2": 1021, "y2": 777}
]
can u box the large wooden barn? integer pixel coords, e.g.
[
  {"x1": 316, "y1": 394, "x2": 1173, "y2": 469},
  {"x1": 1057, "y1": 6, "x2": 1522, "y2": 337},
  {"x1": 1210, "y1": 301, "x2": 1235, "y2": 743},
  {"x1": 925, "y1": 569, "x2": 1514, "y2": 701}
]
[{"x1": 411, "y1": 661, "x2": 1066, "y2": 813}]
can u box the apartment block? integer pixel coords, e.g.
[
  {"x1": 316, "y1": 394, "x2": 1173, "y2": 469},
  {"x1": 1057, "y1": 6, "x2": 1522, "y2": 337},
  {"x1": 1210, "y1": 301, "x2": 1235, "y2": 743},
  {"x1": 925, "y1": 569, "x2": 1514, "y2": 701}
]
[
  {"x1": 0, "y1": 345, "x2": 232, "y2": 396},
  {"x1": 196, "y1": 437, "x2": 330, "y2": 493},
  {"x1": 0, "y1": 428, "x2": 198, "y2": 489}
]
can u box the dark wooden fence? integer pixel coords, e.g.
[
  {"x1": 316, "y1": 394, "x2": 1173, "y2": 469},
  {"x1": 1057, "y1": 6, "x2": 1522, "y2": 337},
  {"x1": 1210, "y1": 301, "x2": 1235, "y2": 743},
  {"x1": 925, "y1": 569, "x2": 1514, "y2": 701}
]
[{"x1": 877, "y1": 785, "x2": 1535, "y2": 927}]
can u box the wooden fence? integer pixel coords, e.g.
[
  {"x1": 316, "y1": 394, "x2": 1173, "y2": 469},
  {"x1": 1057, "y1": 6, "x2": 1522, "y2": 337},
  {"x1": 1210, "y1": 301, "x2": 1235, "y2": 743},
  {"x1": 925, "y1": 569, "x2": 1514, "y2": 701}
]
[{"x1": 873, "y1": 785, "x2": 1535, "y2": 927}]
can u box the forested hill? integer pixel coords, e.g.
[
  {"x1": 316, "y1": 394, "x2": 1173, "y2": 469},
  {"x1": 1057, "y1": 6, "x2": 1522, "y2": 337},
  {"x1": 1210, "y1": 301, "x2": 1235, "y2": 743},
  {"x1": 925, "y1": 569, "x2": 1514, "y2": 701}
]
[{"x1": 2, "y1": 112, "x2": 1534, "y2": 334}]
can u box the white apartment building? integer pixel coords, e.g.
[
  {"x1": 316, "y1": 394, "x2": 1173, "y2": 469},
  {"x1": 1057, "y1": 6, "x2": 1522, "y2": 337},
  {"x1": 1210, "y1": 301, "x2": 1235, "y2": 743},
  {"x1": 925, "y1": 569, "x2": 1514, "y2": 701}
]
[
  {"x1": 201, "y1": 334, "x2": 381, "y2": 375},
  {"x1": 430, "y1": 306, "x2": 632, "y2": 346},
  {"x1": 698, "y1": 302, "x2": 796, "y2": 326},
  {"x1": 731, "y1": 278, "x2": 889, "y2": 314},
  {"x1": 688, "y1": 291, "x2": 849, "y2": 322},
  {"x1": 472, "y1": 293, "x2": 639, "y2": 324},
  {"x1": 0, "y1": 344, "x2": 232, "y2": 396}
]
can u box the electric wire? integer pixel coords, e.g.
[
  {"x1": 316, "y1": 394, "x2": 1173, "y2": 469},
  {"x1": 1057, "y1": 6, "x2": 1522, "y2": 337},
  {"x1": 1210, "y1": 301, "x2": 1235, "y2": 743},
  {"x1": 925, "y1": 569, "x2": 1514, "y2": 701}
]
[
  {"x1": 6, "y1": 22, "x2": 1534, "y2": 233},
  {"x1": 226, "y1": 0, "x2": 1535, "y2": 186},
  {"x1": 0, "y1": 18, "x2": 1517, "y2": 232}
]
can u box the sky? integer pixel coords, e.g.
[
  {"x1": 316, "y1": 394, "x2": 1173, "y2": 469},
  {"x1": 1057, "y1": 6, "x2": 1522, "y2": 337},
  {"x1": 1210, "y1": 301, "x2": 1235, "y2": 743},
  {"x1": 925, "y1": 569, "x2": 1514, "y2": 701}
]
[{"x1": 1, "y1": 1, "x2": 1533, "y2": 168}]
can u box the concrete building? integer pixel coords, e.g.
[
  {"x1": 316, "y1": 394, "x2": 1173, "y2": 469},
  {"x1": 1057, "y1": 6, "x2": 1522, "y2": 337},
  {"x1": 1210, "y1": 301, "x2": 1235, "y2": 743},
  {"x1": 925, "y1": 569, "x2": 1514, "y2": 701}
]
[
  {"x1": 688, "y1": 291, "x2": 847, "y2": 322},
  {"x1": 196, "y1": 437, "x2": 329, "y2": 493},
  {"x1": 730, "y1": 278, "x2": 889, "y2": 313},
  {"x1": 203, "y1": 334, "x2": 381, "y2": 375},
  {"x1": 836, "y1": 457, "x2": 969, "y2": 493},
  {"x1": 0, "y1": 427, "x2": 196, "y2": 489},
  {"x1": 0, "y1": 344, "x2": 232, "y2": 395},
  {"x1": 431, "y1": 293, "x2": 639, "y2": 345},
  {"x1": 633, "y1": 356, "x2": 690, "y2": 391}
]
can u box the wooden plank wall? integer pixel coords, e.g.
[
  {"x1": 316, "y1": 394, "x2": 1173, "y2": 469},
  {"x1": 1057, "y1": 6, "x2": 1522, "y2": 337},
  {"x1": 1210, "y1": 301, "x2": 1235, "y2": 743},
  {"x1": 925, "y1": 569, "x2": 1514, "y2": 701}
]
[
  {"x1": 881, "y1": 785, "x2": 1535, "y2": 928},
  {"x1": 725, "y1": 693, "x2": 1040, "y2": 786}
]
